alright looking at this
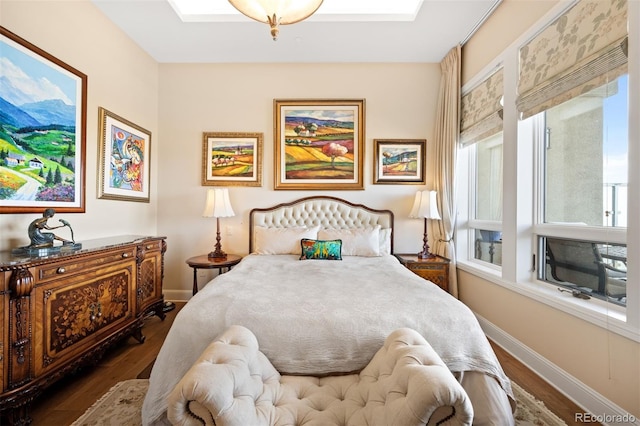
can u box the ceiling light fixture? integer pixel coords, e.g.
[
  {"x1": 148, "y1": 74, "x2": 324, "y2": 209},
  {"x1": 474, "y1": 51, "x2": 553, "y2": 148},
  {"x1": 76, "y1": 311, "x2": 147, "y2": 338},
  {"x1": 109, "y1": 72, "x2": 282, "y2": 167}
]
[{"x1": 227, "y1": 0, "x2": 324, "y2": 40}]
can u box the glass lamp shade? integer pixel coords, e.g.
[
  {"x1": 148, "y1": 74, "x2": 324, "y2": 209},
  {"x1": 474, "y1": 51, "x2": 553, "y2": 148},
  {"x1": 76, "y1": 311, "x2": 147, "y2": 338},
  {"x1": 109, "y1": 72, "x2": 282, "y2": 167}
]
[
  {"x1": 228, "y1": 0, "x2": 324, "y2": 39},
  {"x1": 409, "y1": 190, "x2": 441, "y2": 220},
  {"x1": 202, "y1": 188, "x2": 235, "y2": 218}
]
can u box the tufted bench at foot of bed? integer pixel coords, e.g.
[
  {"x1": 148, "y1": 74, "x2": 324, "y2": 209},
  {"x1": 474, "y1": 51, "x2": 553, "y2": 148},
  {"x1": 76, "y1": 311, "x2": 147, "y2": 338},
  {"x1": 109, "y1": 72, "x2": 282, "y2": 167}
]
[{"x1": 167, "y1": 325, "x2": 473, "y2": 426}]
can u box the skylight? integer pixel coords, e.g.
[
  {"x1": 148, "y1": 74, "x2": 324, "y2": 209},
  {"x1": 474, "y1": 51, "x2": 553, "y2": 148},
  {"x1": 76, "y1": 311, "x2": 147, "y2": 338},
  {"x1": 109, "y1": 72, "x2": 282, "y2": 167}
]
[{"x1": 169, "y1": 0, "x2": 425, "y2": 22}]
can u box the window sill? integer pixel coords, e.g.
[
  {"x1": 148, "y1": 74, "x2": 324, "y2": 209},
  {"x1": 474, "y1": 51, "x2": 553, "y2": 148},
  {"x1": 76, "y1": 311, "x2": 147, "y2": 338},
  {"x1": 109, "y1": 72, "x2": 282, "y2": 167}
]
[{"x1": 456, "y1": 261, "x2": 639, "y2": 343}]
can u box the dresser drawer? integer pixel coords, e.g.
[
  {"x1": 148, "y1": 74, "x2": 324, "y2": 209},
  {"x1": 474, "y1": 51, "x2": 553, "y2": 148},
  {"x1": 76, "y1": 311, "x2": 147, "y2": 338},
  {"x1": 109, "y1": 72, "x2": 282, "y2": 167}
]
[
  {"x1": 36, "y1": 248, "x2": 136, "y2": 283},
  {"x1": 408, "y1": 263, "x2": 447, "y2": 272},
  {"x1": 140, "y1": 239, "x2": 163, "y2": 252}
]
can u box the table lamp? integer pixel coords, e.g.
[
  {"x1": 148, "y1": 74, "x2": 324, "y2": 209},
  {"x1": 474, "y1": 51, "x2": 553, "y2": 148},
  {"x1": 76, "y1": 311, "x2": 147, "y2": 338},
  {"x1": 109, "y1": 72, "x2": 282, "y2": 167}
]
[
  {"x1": 202, "y1": 188, "x2": 235, "y2": 260},
  {"x1": 409, "y1": 190, "x2": 441, "y2": 259}
]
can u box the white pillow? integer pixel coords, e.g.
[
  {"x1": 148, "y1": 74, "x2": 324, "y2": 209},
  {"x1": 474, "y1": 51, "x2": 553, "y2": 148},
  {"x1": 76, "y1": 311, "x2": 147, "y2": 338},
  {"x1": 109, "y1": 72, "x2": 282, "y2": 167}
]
[
  {"x1": 254, "y1": 226, "x2": 320, "y2": 255},
  {"x1": 318, "y1": 226, "x2": 381, "y2": 256},
  {"x1": 379, "y1": 228, "x2": 392, "y2": 255}
]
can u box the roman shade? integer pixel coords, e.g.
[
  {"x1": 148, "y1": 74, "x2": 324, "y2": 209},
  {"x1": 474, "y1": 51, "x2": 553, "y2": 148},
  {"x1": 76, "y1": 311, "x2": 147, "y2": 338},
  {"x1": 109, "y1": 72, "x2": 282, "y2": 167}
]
[
  {"x1": 517, "y1": 0, "x2": 628, "y2": 119},
  {"x1": 460, "y1": 66, "x2": 503, "y2": 146}
]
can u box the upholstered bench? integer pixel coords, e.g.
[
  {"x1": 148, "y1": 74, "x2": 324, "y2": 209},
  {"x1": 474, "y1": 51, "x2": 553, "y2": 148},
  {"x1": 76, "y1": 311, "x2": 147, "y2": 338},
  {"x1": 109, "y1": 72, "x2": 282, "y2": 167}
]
[{"x1": 167, "y1": 325, "x2": 473, "y2": 426}]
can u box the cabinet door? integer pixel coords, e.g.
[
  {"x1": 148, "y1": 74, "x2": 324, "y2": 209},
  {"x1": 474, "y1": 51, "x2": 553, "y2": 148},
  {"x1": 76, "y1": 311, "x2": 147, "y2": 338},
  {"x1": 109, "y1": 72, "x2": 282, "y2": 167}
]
[
  {"x1": 136, "y1": 239, "x2": 164, "y2": 315},
  {"x1": 33, "y1": 260, "x2": 136, "y2": 376}
]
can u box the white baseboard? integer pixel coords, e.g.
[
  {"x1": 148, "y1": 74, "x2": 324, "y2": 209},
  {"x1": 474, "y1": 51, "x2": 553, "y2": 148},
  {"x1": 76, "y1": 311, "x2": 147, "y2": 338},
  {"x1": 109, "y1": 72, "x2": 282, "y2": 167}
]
[{"x1": 476, "y1": 314, "x2": 639, "y2": 426}]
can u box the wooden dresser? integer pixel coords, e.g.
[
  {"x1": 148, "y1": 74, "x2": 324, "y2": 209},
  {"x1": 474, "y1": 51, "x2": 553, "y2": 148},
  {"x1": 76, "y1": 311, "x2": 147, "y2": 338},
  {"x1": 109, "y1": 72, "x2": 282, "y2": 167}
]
[
  {"x1": 0, "y1": 235, "x2": 166, "y2": 425},
  {"x1": 395, "y1": 253, "x2": 450, "y2": 293}
]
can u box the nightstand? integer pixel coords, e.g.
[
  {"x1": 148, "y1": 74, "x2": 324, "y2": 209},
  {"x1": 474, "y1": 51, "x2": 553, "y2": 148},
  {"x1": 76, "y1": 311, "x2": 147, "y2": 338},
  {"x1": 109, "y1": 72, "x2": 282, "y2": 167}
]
[
  {"x1": 395, "y1": 253, "x2": 450, "y2": 293},
  {"x1": 186, "y1": 254, "x2": 242, "y2": 295}
]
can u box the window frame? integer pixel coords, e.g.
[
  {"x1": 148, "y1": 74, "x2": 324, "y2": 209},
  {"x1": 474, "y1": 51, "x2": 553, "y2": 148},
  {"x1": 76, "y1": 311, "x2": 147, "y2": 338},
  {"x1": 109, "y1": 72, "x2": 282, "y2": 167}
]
[
  {"x1": 456, "y1": 1, "x2": 639, "y2": 342},
  {"x1": 469, "y1": 133, "x2": 504, "y2": 268}
]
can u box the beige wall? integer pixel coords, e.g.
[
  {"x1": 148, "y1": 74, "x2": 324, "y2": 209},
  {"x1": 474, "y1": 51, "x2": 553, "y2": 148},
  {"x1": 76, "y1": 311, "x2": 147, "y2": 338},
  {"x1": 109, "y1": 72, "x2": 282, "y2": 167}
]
[
  {"x1": 0, "y1": 0, "x2": 160, "y2": 250},
  {"x1": 157, "y1": 63, "x2": 440, "y2": 299},
  {"x1": 460, "y1": 0, "x2": 640, "y2": 418},
  {"x1": 462, "y1": 0, "x2": 558, "y2": 84},
  {"x1": 1, "y1": 1, "x2": 442, "y2": 298}
]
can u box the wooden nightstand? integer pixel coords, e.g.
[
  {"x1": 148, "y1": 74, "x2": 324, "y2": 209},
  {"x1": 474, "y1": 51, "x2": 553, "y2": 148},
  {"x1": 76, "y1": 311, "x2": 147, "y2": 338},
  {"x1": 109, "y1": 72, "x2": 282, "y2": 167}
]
[
  {"x1": 395, "y1": 253, "x2": 450, "y2": 293},
  {"x1": 186, "y1": 254, "x2": 242, "y2": 295}
]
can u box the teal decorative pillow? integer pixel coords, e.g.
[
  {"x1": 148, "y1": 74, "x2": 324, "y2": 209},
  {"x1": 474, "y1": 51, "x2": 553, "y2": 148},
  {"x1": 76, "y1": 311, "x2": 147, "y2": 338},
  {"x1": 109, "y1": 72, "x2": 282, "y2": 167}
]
[{"x1": 300, "y1": 239, "x2": 342, "y2": 260}]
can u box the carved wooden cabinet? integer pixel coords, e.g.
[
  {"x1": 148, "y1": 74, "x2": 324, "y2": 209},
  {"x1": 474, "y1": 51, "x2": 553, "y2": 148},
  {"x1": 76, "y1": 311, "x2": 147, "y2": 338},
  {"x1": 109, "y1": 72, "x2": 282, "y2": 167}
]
[
  {"x1": 395, "y1": 253, "x2": 450, "y2": 293},
  {"x1": 0, "y1": 235, "x2": 166, "y2": 425}
]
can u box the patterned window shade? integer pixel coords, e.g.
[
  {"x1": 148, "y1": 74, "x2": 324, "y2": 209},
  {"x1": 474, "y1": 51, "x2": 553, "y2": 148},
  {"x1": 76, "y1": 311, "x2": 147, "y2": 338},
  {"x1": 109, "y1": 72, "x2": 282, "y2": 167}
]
[
  {"x1": 460, "y1": 67, "x2": 503, "y2": 146},
  {"x1": 517, "y1": 0, "x2": 628, "y2": 119}
]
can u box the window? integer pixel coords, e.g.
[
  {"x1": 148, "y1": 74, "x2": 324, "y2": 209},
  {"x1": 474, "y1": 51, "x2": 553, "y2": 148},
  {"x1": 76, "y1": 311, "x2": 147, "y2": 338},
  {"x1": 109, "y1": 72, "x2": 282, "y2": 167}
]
[
  {"x1": 543, "y1": 77, "x2": 628, "y2": 228},
  {"x1": 457, "y1": 0, "x2": 637, "y2": 339},
  {"x1": 539, "y1": 237, "x2": 627, "y2": 306},
  {"x1": 472, "y1": 132, "x2": 503, "y2": 266},
  {"x1": 536, "y1": 74, "x2": 628, "y2": 306},
  {"x1": 459, "y1": 67, "x2": 504, "y2": 268}
]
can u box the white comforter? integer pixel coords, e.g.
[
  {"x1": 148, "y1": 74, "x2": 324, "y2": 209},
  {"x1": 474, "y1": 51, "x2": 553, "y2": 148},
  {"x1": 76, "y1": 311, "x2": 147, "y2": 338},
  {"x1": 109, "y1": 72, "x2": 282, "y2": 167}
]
[{"x1": 143, "y1": 254, "x2": 514, "y2": 425}]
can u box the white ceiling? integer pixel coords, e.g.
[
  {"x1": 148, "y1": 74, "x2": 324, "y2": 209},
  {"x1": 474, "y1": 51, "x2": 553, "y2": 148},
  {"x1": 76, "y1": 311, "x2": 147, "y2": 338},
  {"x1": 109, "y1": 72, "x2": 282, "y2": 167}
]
[{"x1": 91, "y1": 0, "x2": 501, "y2": 63}]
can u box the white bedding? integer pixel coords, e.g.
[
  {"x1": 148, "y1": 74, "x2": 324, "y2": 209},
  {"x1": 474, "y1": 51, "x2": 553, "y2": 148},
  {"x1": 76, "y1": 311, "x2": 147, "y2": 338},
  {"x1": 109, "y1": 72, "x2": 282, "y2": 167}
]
[{"x1": 143, "y1": 254, "x2": 515, "y2": 425}]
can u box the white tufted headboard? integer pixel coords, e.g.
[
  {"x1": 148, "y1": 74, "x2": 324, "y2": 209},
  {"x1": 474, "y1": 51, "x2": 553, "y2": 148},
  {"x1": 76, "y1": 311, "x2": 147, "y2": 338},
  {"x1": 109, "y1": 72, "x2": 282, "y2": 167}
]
[{"x1": 249, "y1": 196, "x2": 394, "y2": 253}]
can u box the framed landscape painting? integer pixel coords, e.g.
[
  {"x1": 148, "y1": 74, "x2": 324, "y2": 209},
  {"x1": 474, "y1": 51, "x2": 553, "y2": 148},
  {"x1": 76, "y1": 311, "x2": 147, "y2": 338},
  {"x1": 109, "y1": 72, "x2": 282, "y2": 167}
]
[
  {"x1": 0, "y1": 26, "x2": 87, "y2": 213},
  {"x1": 373, "y1": 139, "x2": 426, "y2": 184},
  {"x1": 202, "y1": 132, "x2": 263, "y2": 187},
  {"x1": 274, "y1": 99, "x2": 365, "y2": 190},
  {"x1": 98, "y1": 107, "x2": 151, "y2": 202}
]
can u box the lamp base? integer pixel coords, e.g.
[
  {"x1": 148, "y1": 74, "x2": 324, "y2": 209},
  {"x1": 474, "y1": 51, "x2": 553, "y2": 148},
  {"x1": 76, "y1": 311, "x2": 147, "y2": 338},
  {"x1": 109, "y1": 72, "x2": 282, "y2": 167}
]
[
  {"x1": 417, "y1": 250, "x2": 437, "y2": 259},
  {"x1": 208, "y1": 250, "x2": 227, "y2": 261},
  {"x1": 208, "y1": 217, "x2": 227, "y2": 261},
  {"x1": 418, "y1": 218, "x2": 436, "y2": 259}
]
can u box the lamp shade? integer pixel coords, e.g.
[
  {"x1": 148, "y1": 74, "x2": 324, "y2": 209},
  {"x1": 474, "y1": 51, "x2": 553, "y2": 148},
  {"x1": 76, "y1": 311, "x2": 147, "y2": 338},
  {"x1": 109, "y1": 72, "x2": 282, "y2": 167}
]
[
  {"x1": 409, "y1": 190, "x2": 441, "y2": 220},
  {"x1": 229, "y1": 0, "x2": 323, "y2": 25},
  {"x1": 203, "y1": 188, "x2": 235, "y2": 218}
]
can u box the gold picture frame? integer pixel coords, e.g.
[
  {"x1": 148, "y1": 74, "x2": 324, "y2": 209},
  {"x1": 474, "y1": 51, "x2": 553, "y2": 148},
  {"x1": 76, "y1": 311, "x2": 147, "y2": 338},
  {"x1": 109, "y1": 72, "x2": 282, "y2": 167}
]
[
  {"x1": 373, "y1": 139, "x2": 426, "y2": 184},
  {"x1": 98, "y1": 107, "x2": 151, "y2": 202},
  {"x1": 0, "y1": 26, "x2": 87, "y2": 213},
  {"x1": 202, "y1": 132, "x2": 263, "y2": 187},
  {"x1": 274, "y1": 99, "x2": 365, "y2": 190}
]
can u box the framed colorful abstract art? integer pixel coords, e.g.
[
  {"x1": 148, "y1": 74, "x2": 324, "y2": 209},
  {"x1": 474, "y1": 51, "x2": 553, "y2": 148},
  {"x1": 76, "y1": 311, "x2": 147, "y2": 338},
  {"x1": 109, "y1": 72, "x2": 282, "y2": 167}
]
[
  {"x1": 373, "y1": 139, "x2": 426, "y2": 184},
  {"x1": 202, "y1": 132, "x2": 263, "y2": 187},
  {"x1": 0, "y1": 26, "x2": 87, "y2": 213},
  {"x1": 274, "y1": 99, "x2": 365, "y2": 190},
  {"x1": 98, "y1": 107, "x2": 151, "y2": 202}
]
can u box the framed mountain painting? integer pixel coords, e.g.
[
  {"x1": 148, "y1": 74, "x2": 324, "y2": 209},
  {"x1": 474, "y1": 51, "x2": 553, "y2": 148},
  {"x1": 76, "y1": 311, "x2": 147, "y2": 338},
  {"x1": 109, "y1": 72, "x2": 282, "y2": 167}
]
[{"x1": 0, "y1": 26, "x2": 87, "y2": 213}]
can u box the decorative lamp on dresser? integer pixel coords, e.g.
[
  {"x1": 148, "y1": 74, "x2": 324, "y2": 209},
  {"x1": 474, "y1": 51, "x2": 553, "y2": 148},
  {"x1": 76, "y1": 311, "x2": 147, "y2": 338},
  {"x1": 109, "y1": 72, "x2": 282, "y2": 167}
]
[{"x1": 0, "y1": 235, "x2": 166, "y2": 425}]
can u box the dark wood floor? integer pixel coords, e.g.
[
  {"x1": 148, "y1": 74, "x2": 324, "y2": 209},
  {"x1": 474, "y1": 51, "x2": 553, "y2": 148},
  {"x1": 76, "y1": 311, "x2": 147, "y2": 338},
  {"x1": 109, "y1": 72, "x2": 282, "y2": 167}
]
[
  {"x1": 489, "y1": 341, "x2": 588, "y2": 426},
  {"x1": 27, "y1": 302, "x2": 588, "y2": 425}
]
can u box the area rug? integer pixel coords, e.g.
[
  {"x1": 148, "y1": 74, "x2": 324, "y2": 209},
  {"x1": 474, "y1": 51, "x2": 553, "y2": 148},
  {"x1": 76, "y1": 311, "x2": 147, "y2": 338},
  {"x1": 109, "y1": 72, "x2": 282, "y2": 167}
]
[
  {"x1": 71, "y1": 379, "x2": 147, "y2": 426},
  {"x1": 72, "y1": 379, "x2": 567, "y2": 425},
  {"x1": 512, "y1": 381, "x2": 568, "y2": 426}
]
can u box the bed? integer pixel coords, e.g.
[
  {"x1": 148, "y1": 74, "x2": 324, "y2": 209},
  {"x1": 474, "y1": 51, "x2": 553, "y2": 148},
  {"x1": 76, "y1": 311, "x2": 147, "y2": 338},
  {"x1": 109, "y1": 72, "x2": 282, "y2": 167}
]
[{"x1": 143, "y1": 196, "x2": 515, "y2": 425}]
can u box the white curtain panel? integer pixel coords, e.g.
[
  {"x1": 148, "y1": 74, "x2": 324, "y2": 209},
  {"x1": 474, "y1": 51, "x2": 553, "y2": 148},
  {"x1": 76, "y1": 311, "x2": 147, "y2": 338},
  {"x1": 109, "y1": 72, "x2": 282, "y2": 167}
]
[{"x1": 433, "y1": 45, "x2": 461, "y2": 298}]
